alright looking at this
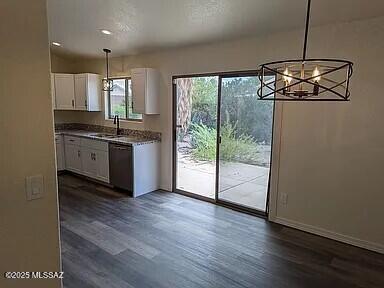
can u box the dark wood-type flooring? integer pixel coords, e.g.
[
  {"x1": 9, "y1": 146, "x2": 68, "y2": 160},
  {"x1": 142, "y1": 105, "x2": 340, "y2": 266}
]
[{"x1": 59, "y1": 174, "x2": 384, "y2": 288}]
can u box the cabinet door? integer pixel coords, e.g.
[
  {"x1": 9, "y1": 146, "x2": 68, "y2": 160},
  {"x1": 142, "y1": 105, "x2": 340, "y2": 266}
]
[
  {"x1": 51, "y1": 73, "x2": 56, "y2": 110},
  {"x1": 131, "y1": 69, "x2": 146, "y2": 114},
  {"x1": 95, "y1": 150, "x2": 109, "y2": 183},
  {"x1": 64, "y1": 144, "x2": 82, "y2": 173},
  {"x1": 87, "y1": 74, "x2": 101, "y2": 111},
  {"x1": 56, "y1": 142, "x2": 64, "y2": 171},
  {"x1": 81, "y1": 147, "x2": 97, "y2": 178},
  {"x1": 74, "y1": 74, "x2": 87, "y2": 110},
  {"x1": 55, "y1": 74, "x2": 75, "y2": 110}
]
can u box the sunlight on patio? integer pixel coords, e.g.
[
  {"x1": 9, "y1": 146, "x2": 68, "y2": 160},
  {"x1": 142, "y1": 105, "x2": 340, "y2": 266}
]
[{"x1": 177, "y1": 152, "x2": 269, "y2": 211}]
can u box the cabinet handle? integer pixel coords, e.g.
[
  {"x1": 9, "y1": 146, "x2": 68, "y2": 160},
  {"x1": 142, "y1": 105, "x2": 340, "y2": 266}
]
[
  {"x1": 72, "y1": 99, "x2": 75, "y2": 107},
  {"x1": 78, "y1": 150, "x2": 81, "y2": 158},
  {"x1": 94, "y1": 153, "x2": 96, "y2": 161},
  {"x1": 85, "y1": 99, "x2": 87, "y2": 107}
]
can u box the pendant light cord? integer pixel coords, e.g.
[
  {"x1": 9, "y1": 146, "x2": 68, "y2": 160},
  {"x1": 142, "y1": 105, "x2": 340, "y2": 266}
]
[
  {"x1": 106, "y1": 51, "x2": 109, "y2": 80},
  {"x1": 302, "y1": 0, "x2": 311, "y2": 60}
]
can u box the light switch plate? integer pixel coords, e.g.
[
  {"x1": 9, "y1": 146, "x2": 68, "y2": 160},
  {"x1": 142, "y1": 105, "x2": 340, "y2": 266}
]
[
  {"x1": 280, "y1": 193, "x2": 288, "y2": 206},
  {"x1": 26, "y1": 175, "x2": 44, "y2": 201}
]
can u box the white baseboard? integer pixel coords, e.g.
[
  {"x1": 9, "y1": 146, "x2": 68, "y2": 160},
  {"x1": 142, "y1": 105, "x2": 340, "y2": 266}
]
[{"x1": 272, "y1": 217, "x2": 384, "y2": 254}]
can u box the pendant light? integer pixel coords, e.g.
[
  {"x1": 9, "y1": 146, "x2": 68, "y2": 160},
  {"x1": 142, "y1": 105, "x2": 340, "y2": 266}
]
[
  {"x1": 258, "y1": 0, "x2": 353, "y2": 101},
  {"x1": 102, "y1": 48, "x2": 113, "y2": 92}
]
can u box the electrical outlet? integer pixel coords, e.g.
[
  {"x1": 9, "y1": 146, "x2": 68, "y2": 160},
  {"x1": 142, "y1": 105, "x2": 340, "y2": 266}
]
[
  {"x1": 26, "y1": 175, "x2": 44, "y2": 201},
  {"x1": 280, "y1": 193, "x2": 288, "y2": 206}
]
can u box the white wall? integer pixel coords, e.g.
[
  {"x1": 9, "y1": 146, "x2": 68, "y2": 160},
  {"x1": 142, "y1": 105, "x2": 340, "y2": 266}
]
[
  {"x1": 53, "y1": 16, "x2": 384, "y2": 252},
  {"x1": 0, "y1": 1, "x2": 62, "y2": 287}
]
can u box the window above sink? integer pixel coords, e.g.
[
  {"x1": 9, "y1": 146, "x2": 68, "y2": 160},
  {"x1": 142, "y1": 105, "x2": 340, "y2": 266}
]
[{"x1": 106, "y1": 77, "x2": 143, "y2": 122}]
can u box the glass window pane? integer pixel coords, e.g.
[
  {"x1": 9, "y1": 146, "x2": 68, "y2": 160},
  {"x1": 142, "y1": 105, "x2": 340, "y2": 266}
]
[
  {"x1": 218, "y1": 76, "x2": 274, "y2": 212},
  {"x1": 110, "y1": 79, "x2": 127, "y2": 119},
  {"x1": 175, "y1": 76, "x2": 218, "y2": 199}
]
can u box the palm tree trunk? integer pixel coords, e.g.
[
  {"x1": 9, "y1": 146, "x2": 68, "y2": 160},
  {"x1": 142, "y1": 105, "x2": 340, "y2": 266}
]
[{"x1": 176, "y1": 78, "x2": 193, "y2": 134}]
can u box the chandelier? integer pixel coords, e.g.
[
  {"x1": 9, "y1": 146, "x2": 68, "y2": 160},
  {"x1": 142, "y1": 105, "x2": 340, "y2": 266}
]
[
  {"x1": 102, "y1": 48, "x2": 113, "y2": 92},
  {"x1": 258, "y1": 0, "x2": 353, "y2": 101}
]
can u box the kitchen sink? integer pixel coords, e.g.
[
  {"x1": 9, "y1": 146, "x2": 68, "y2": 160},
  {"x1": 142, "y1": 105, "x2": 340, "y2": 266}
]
[
  {"x1": 91, "y1": 133, "x2": 117, "y2": 138},
  {"x1": 91, "y1": 133, "x2": 129, "y2": 139},
  {"x1": 114, "y1": 135, "x2": 129, "y2": 138}
]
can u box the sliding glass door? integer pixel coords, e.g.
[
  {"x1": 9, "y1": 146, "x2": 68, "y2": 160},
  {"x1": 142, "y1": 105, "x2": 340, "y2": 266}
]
[
  {"x1": 174, "y1": 76, "x2": 218, "y2": 200},
  {"x1": 173, "y1": 72, "x2": 274, "y2": 214},
  {"x1": 217, "y1": 75, "x2": 274, "y2": 212}
]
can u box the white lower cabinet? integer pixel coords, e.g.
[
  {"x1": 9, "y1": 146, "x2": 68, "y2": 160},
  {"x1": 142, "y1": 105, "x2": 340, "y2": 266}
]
[
  {"x1": 81, "y1": 147, "x2": 97, "y2": 178},
  {"x1": 95, "y1": 150, "x2": 109, "y2": 182},
  {"x1": 64, "y1": 142, "x2": 82, "y2": 174},
  {"x1": 62, "y1": 135, "x2": 109, "y2": 183},
  {"x1": 80, "y1": 147, "x2": 109, "y2": 182},
  {"x1": 55, "y1": 135, "x2": 65, "y2": 171}
]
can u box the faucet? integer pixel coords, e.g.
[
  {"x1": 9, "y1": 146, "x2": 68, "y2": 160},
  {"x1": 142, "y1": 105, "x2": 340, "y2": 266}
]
[{"x1": 113, "y1": 115, "x2": 121, "y2": 135}]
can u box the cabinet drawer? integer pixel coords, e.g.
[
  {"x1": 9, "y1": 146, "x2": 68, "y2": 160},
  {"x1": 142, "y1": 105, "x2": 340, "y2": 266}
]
[
  {"x1": 64, "y1": 135, "x2": 81, "y2": 146},
  {"x1": 81, "y1": 138, "x2": 108, "y2": 151}
]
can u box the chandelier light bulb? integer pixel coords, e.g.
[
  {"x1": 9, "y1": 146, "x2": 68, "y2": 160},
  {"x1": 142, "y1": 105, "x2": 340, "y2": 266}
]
[
  {"x1": 283, "y1": 68, "x2": 292, "y2": 84},
  {"x1": 313, "y1": 67, "x2": 321, "y2": 82}
]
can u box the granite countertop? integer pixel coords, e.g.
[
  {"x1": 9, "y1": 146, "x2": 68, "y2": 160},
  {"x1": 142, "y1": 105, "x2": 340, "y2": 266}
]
[{"x1": 55, "y1": 130, "x2": 160, "y2": 146}]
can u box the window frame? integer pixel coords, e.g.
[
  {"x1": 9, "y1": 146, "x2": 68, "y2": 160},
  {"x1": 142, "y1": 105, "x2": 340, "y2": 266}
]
[{"x1": 107, "y1": 77, "x2": 143, "y2": 122}]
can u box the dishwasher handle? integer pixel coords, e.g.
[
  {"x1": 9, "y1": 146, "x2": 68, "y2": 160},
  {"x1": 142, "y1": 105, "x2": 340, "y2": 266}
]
[
  {"x1": 110, "y1": 145, "x2": 131, "y2": 151},
  {"x1": 113, "y1": 146, "x2": 130, "y2": 150}
]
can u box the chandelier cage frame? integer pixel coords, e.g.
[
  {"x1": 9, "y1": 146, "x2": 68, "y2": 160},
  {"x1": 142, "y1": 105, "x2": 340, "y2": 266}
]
[{"x1": 257, "y1": 0, "x2": 354, "y2": 101}]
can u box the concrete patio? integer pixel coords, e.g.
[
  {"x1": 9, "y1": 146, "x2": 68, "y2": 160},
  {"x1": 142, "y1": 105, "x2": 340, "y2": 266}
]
[{"x1": 176, "y1": 152, "x2": 269, "y2": 211}]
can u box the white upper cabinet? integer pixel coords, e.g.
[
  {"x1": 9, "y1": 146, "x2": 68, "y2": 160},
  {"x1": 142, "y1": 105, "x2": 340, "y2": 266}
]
[
  {"x1": 54, "y1": 73, "x2": 75, "y2": 110},
  {"x1": 131, "y1": 68, "x2": 160, "y2": 114},
  {"x1": 53, "y1": 73, "x2": 101, "y2": 111},
  {"x1": 74, "y1": 73, "x2": 101, "y2": 111},
  {"x1": 74, "y1": 74, "x2": 87, "y2": 110}
]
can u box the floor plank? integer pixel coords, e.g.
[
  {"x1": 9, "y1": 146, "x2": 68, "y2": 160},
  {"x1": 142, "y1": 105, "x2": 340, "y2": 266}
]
[{"x1": 59, "y1": 174, "x2": 384, "y2": 288}]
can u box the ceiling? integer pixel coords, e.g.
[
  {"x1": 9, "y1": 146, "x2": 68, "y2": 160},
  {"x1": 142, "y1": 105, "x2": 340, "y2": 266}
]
[{"x1": 47, "y1": 0, "x2": 384, "y2": 58}]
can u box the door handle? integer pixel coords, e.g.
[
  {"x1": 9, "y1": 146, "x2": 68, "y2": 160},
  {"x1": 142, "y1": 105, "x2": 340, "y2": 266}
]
[{"x1": 176, "y1": 125, "x2": 182, "y2": 128}]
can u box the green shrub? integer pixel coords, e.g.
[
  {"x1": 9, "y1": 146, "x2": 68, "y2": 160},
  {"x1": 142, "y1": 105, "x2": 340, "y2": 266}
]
[
  {"x1": 190, "y1": 123, "x2": 217, "y2": 161},
  {"x1": 220, "y1": 122, "x2": 256, "y2": 162},
  {"x1": 190, "y1": 122, "x2": 260, "y2": 163}
]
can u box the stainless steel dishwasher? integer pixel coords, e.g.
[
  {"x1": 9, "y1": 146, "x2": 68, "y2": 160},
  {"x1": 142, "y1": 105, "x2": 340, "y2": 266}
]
[{"x1": 109, "y1": 144, "x2": 133, "y2": 192}]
